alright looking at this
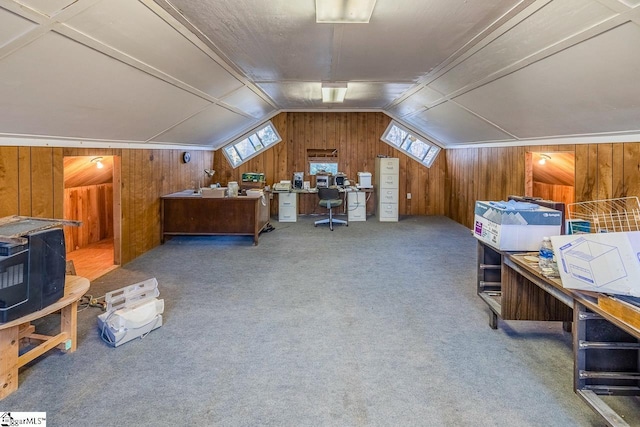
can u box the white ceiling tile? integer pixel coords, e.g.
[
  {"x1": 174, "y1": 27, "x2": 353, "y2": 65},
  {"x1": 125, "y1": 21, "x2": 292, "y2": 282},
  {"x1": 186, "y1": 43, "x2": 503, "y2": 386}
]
[
  {"x1": 258, "y1": 82, "x2": 322, "y2": 109},
  {"x1": 0, "y1": 8, "x2": 37, "y2": 49},
  {"x1": 454, "y1": 22, "x2": 640, "y2": 139},
  {"x1": 16, "y1": 0, "x2": 76, "y2": 17},
  {"x1": 220, "y1": 87, "x2": 275, "y2": 119},
  {"x1": 430, "y1": 0, "x2": 615, "y2": 96},
  {"x1": 405, "y1": 102, "x2": 514, "y2": 145},
  {"x1": 166, "y1": 0, "x2": 332, "y2": 82},
  {"x1": 65, "y1": 0, "x2": 244, "y2": 99},
  {"x1": 152, "y1": 105, "x2": 256, "y2": 147},
  {"x1": 388, "y1": 87, "x2": 445, "y2": 117},
  {"x1": 0, "y1": 32, "x2": 210, "y2": 141},
  {"x1": 333, "y1": 0, "x2": 521, "y2": 82}
]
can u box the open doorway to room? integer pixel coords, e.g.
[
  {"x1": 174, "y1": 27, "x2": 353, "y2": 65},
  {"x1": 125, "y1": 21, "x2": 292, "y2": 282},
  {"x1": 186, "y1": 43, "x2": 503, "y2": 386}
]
[
  {"x1": 525, "y1": 151, "x2": 575, "y2": 206},
  {"x1": 63, "y1": 155, "x2": 120, "y2": 281}
]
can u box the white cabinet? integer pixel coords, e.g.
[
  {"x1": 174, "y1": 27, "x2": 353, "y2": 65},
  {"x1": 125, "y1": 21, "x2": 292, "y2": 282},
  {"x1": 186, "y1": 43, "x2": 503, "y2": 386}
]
[
  {"x1": 347, "y1": 191, "x2": 367, "y2": 222},
  {"x1": 278, "y1": 192, "x2": 297, "y2": 222},
  {"x1": 375, "y1": 157, "x2": 399, "y2": 222}
]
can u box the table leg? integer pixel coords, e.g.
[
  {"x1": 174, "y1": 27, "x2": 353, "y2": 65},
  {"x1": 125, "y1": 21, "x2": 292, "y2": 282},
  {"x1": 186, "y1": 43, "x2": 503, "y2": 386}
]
[
  {"x1": 489, "y1": 311, "x2": 498, "y2": 330},
  {"x1": 0, "y1": 326, "x2": 19, "y2": 399},
  {"x1": 60, "y1": 301, "x2": 78, "y2": 352}
]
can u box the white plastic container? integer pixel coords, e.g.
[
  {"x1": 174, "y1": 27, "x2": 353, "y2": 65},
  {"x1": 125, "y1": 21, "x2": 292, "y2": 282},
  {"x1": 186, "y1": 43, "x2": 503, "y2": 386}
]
[{"x1": 227, "y1": 181, "x2": 239, "y2": 197}]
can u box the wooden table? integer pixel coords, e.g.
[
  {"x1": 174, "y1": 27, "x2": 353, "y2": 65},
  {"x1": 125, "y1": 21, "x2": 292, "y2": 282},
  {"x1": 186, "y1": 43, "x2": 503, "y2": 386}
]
[
  {"x1": 0, "y1": 275, "x2": 90, "y2": 399},
  {"x1": 478, "y1": 240, "x2": 640, "y2": 426},
  {"x1": 161, "y1": 191, "x2": 270, "y2": 245}
]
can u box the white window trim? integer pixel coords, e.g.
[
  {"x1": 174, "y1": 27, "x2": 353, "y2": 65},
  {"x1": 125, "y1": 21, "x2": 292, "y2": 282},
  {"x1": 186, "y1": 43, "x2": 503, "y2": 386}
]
[
  {"x1": 380, "y1": 120, "x2": 441, "y2": 168},
  {"x1": 222, "y1": 120, "x2": 282, "y2": 168}
]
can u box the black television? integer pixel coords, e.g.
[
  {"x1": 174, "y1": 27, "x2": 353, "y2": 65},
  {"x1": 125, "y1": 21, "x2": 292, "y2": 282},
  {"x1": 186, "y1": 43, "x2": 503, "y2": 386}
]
[{"x1": 0, "y1": 228, "x2": 66, "y2": 323}]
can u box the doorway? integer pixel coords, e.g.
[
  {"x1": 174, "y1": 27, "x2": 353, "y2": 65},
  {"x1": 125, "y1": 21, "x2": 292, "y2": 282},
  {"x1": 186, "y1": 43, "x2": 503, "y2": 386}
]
[
  {"x1": 525, "y1": 151, "x2": 575, "y2": 206},
  {"x1": 63, "y1": 155, "x2": 120, "y2": 281}
]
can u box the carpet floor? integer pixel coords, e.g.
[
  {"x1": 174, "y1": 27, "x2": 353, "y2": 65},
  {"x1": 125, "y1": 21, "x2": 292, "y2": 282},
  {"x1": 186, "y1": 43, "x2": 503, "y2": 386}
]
[{"x1": 3, "y1": 215, "x2": 638, "y2": 426}]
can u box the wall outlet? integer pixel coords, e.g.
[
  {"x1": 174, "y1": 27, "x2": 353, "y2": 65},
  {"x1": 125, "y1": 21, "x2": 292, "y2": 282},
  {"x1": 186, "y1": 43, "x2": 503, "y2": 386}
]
[{"x1": 407, "y1": 193, "x2": 412, "y2": 199}]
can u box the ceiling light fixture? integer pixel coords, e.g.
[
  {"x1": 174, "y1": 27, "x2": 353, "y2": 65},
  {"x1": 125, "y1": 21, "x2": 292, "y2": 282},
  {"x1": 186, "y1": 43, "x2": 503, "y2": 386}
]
[
  {"x1": 91, "y1": 157, "x2": 104, "y2": 169},
  {"x1": 316, "y1": 0, "x2": 377, "y2": 23},
  {"x1": 322, "y1": 82, "x2": 348, "y2": 103},
  {"x1": 538, "y1": 154, "x2": 551, "y2": 165}
]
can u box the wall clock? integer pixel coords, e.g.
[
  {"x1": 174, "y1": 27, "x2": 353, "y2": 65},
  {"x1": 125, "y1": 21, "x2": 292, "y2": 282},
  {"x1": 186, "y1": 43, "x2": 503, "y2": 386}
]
[{"x1": 182, "y1": 152, "x2": 191, "y2": 163}]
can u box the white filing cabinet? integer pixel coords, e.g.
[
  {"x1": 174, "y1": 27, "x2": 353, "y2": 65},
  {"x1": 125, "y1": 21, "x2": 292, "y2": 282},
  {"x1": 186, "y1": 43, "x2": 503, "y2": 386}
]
[
  {"x1": 375, "y1": 157, "x2": 399, "y2": 222},
  {"x1": 347, "y1": 191, "x2": 367, "y2": 222},
  {"x1": 278, "y1": 192, "x2": 297, "y2": 222}
]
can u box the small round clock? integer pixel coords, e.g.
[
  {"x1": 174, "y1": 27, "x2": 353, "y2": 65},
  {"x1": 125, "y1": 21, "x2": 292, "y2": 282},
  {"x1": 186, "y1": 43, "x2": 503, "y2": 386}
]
[{"x1": 182, "y1": 152, "x2": 191, "y2": 163}]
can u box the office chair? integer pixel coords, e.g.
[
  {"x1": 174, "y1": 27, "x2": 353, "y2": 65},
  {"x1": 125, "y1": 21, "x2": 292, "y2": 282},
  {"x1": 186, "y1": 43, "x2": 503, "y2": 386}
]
[{"x1": 315, "y1": 187, "x2": 347, "y2": 230}]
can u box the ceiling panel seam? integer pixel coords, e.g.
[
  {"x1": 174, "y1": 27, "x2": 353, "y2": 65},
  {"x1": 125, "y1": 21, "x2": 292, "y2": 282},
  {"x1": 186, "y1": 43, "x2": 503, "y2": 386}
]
[
  {"x1": 424, "y1": 13, "x2": 631, "y2": 104},
  {"x1": 329, "y1": 25, "x2": 344, "y2": 82},
  {"x1": 145, "y1": 0, "x2": 278, "y2": 109},
  {"x1": 388, "y1": 0, "x2": 548, "y2": 110},
  {"x1": 0, "y1": 0, "x2": 102, "y2": 60},
  {"x1": 594, "y1": 0, "x2": 635, "y2": 13},
  {"x1": 447, "y1": 100, "x2": 520, "y2": 142},
  {"x1": 143, "y1": 103, "x2": 257, "y2": 144}
]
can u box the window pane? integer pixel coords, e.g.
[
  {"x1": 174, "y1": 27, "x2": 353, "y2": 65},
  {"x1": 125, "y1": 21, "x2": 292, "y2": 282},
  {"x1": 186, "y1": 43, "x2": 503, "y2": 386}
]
[
  {"x1": 386, "y1": 125, "x2": 406, "y2": 147},
  {"x1": 258, "y1": 125, "x2": 278, "y2": 145},
  {"x1": 381, "y1": 120, "x2": 440, "y2": 168},
  {"x1": 401, "y1": 135, "x2": 414, "y2": 150},
  {"x1": 424, "y1": 146, "x2": 440, "y2": 166},
  {"x1": 225, "y1": 146, "x2": 242, "y2": 167},
  {"x1": 222, "y1": 121, "x2": 282, "y2": 168},
  {"x1": 248, "y1": 134, "x2": 263, "y2": 150},
  {"x1": 310, "y1": 162, "x2": 338, "y2": 175},
  {"x1": 235, "y1": 138, "x2": 255, "y2": 159},
  {"x1": 408, "y1": 138, "x2": 430, "y2": 160}
]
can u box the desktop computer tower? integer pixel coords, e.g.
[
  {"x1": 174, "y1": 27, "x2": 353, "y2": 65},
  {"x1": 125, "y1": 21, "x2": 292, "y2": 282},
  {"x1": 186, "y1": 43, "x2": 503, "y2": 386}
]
[{"x1": 0, "y1": 228, "x2": 66, "y2": 323}]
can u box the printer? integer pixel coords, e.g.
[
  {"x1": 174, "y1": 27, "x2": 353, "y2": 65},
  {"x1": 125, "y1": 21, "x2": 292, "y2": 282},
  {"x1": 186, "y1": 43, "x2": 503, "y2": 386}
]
[{"x1": 357, "y1": 172, "x2": 372, "y2": 188}]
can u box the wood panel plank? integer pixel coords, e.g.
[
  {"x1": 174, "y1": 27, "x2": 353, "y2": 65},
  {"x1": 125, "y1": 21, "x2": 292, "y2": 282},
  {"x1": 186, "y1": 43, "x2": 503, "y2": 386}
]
[
  {"x1": 30, "y1": 147, "x2": 54, "y2": 218},
  {"x1": 0, "y1": 147, "x2": 19, "y2": 217},
  {"x1": 17, "y1": 147, "x2": 31, "y2": 216},
  {"x1": 52, "y1": 148, "x2": 64, "y2": 219},
  {"x1": 612, "y1": 143, "x2": 625, "y2": 198},
  {"x1": 623, "y1": 142, "x2": 640, "y2": 201},
  {"x1": 596, "y1": 144, "x2": 613, "y2": 200}
]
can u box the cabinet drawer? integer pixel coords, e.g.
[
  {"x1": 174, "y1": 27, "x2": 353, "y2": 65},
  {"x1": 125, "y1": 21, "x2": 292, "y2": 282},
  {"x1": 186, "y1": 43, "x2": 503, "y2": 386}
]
[
  {"x1": 378, "y1": 158, "x2": 399, "y2": 173},
  {"x1": 379, "y1": 174, "x2": 398, "y2": 188},
  {"x1": 379, "y1": 188, "x2": 398, "y2": 203},
  {"x1": 347, "y1": 192, "x2": 366, "y2": 208},
  {"x1": 348, "y1": 206, "x2": 366, "y2": 222},
  {"x1": 278, "y1": 206, "x2": 297, "y2": 222},
  {"x1": 379, "y1": 203, "x2": 398, "y2": 220},
  {"x1": 279, "y1": 192, "x2": 297, "y2": 207}
]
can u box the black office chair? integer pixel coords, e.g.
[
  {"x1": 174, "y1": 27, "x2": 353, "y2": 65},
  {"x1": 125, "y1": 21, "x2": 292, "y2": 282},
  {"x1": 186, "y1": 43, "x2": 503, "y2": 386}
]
[{"x1": 315, "y1": 187, "x2": 347, "y2": 230}]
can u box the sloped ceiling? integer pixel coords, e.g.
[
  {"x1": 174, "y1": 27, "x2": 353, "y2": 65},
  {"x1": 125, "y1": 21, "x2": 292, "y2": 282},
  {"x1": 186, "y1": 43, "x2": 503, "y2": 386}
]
[{"x1": 0, "y1": 0, "x2": 639, "y2": 150}]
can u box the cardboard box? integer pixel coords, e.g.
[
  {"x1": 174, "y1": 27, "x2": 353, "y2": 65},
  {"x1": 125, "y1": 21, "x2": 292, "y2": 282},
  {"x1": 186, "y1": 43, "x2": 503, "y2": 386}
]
[
  {"x1": 551, "y1": 232, "x2": 640, "y2": 296},
  {"x1": 473, "y1": 201, "x2": 562, "y2": 251},
  {"x1": 201, "y1": 187, "x2": 226, "y2": 198}
]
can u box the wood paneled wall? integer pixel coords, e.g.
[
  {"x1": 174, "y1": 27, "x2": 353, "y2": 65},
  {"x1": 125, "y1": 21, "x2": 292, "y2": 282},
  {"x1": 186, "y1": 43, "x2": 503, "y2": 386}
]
[
  {"x1": 5, "y1": 117, "x2": 637, "y2": 267},
  {"x1": 64, "y1": 184, "x2": 114, "y2": 252},
  {"x1": 214, "y1": 112, "x2": 448, "y2": 216},
  {"x1": 446, "y1": 143, "x2": 640, "y2": 229},
  {"x1": 0, "y1": 146, "x2": 214, "y2": 265}
]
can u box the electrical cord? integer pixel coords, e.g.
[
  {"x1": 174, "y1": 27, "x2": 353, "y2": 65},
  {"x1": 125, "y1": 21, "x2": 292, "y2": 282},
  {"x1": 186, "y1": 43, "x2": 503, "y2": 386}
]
[{"x1": 78, "y1": 293, "x2": 107, "y2": 312}]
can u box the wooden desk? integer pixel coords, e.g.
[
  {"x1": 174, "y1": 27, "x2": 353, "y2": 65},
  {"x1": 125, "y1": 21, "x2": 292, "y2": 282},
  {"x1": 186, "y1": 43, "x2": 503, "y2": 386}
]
[
  {"x1": 161, "y1": 191, "x2": 270, "y2": 245},
  {"x1": 273, "y1": 187, "x2": 375, "y2": 218},
  {"x1": 0, "y1": 275, "x2": 90, "y2": 399},
  {"x1": 478, "y1": 240, "x2": 640, "y2": 426}
]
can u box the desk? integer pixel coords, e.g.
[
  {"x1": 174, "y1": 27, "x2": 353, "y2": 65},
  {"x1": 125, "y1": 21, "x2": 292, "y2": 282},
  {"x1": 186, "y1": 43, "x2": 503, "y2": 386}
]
[
  {"x1": 0, "y1": 275, "x2": 90, "y2": 399},
  {"x1": 478, "y1": 240, "x2": 640, "y2": 426},
  {"x1": 161, "y1": 191, "x2": 270, "y2": 245},
  {"x1": 273, "y1": 187, "x2": 374, "y2": 222}
]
